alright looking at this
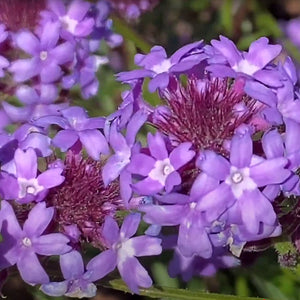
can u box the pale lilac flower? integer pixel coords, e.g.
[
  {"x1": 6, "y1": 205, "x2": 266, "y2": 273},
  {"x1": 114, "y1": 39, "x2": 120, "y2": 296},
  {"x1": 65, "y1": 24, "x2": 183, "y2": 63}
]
[
  {"x1": 127, "y1": 132, "x2": 195, "y2": 195},
  {"x1": 0, "y1": 201, "x2": 71, "y2": 285},
  {"x1": 9, "y1": 22, "x2": 74, "y2": 83},
  {"x1": 85, "y1": 213, "x2": 162, "y2": 293},
  {"x1": 206, "y1": 36, "x2": 282, "y2": 107},
  {"x1": 5, "y1": 148, "x2": 64, "y2": 203},
  {"x1": 117, "y1": 41, "x2": 206, "y2": 92},
  {"x1": 44, "y1": 0, "x2": 95, "y2": 39},
  {"x1": 41, "y1": 250, "x2": 97, "y2": 298},
  {"x1": 35, "y1": 106, "x2": 109, "y2": 160},
  {"x1": 195, "y1": 132, "x2": 290, "y2": 233}
]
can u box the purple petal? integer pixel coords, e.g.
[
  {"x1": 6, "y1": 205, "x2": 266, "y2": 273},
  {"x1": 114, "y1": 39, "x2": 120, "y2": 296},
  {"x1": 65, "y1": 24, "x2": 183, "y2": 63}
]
[
  {"x1": 118, "y1": 256, "x2": 152, "y2": 294},
  {"x1": 102, "y1": 155, "x2": 126, "y2": 186},
  {"x1": 17, "y1": 251, "x2": 49, "y2": 284},
  {"x1": 37, "y1": 168, "x2": 64, "y2": 189},
  {"x1": 262, "y1": 130, "x2": 284, "y2": 158},
  {"x1": 127, "y1": 153, "x2": 155, "y2": 176},
  {"x1": 165, "y1": 171, "x2": 181, "y2": 193},
  {"x1": 190, "y1": 173, "x2": 219, "y2": 200},
  {"x1": 133, "y1": 177, "x2": 163, "y2": 195},
  {"x1": 126, "y1": 109, "x2": 148, "y2": 146},
  {"x1": 50, "y1": 42, "x2": 74, "y2": 64},
  {"x1": 239, "y1": 189, "x2": 276, "y2": 234},
  {"x1": 244, "y1": 80, "x2": 277, "y2": 107},
  {"x1": 196, "y1": 150, "x2": 230, "y2": 180},
  {"x1": 40, "y1": 63, "x2": 62, "y2": 83},
  {"x1": 52, "y1": 129, "x2": 78, "y2": 151},
  {"x1": 197, "y1": 183, "x2": 234, "y2": 221},
  {"x1": 253, "y1": 69, "x2": 282, "y2": 87},
  {"x1": 140, "y1": 205, "x2": 184, "y2": 226},
  {"x1": 170, "y1": 40, "x2": 203, "y2": 63},
  {"x1": 48, "y1": 0, "x2": 66, "y2": 16},
  {"x1": 169, "y1": 142, "x2": 195, "y2": 170},
  {"x1": 250, "y1": 157, "x2": 290, "y2": 186},
  {"x1": 178, "y1": 221, "x2": 212, "y2": 258},
  {"x1": 33, "y1": 233, "x2": 70, "y2": 256},
  {"x1": 230, "y1": 132, "x2": 253, "y2": 168},
  {"x1": 10, "y1": 58, "x2": 40, "y2": 82},
  {"x1": 20, "y1": 132, "x2": 52, "y2": 157},
  {"x1": 130, "y1": 236, "x2": 162, "y2": 256},
  {"x1": 68, "y1": 0, "x2": 90, "y2": 20},
  {"x1": 14, "y1": 148, "x2": 37, "y2": 179},
  {"x1": 23, "y1": 202, "x2": 54, "y2": 237},
  {"x1": 147, "y1": 132, "x2": 168, "y2": 160},
  {"x1": 120, "y1": 213, "x2": 141, "y2": 239},
  {"x1": 78, "y1": 129, "x2": 109, "y2": 160},
  {"x1": 15, "y1": 85, "x2": 39, "y2": 104},
  {"x1": 40, "y1": 281, "x2": 68, "y2": 297},
  {"x1": 86, "y1": 249, "x2": 117, "y2": 282},
  {"x1": 206, "y1": 64, "x2": 237, "y2": 78},
  {"x1": 102, "y1": 216, "x2": 119, "y2": 246},
  {"x1": 246, "y1": 37, "x2": 281, "y2": 69},
  {"x1": 211, "y1": 36, "x2": 241, "y2": 67},
  {"x1": 148, "y1": 72, "x2": 170, "y2": 92},
  {"x1": 285, "y1": 118, "x2": 300, "y2": 154},
  {"x1": 60, "y1": 250, "x2": 84, "y2": 279},
  {"x1": 40, "y1": 22, "x2": 60, "y2": 50},
  {"x1": 15, "y1": 31, "x2": 39, "y2": 55}
]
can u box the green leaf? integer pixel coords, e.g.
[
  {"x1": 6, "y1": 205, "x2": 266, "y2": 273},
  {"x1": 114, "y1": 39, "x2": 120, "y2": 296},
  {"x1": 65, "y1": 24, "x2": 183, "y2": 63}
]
[
  {"x1": 251, "y1": 275, "x2": 291, "y2": 300},
  {"x1": 104, "y1": 279, "x2": 269, "y2": 300}
]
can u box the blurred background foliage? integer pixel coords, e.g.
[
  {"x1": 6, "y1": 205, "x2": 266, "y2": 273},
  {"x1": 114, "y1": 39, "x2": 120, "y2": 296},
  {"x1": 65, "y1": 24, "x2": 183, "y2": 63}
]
[{"x1": 3, "y1": 0, "x2": 300, "y2": 299}]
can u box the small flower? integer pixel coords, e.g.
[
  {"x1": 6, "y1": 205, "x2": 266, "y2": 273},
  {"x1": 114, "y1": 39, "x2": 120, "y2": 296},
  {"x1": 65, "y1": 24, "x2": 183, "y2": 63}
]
[
  {"x1": 85, "y1": 213, "x2": 162, "y2": 293},
  {"x1": 0, "y1": 201, "x2": 71, "y2": 285},
  {"x1": 117, "y1": 41, "x2": 206, "y2": 92},
  {"x1": 127, "y1": 132, "x2": 195, "y2": 195},
  {"x1": 9, "y1": 21, "x2": 74, "y2": 83},
  {"x1": 35, "y1": 106, "x2": 109, "y2": 160},
  {"x1": 41, "y1": 250, "x2": 97, "y2": 298}
]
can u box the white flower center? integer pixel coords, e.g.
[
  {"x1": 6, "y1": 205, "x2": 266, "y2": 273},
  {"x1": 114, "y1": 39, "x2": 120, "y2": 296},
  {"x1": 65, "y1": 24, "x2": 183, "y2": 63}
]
[
  {"x1": 232, "y1": 59, "x2": 260, "y2": 76},
  {"x1": 231, "y1": 172, "x2": 243, "y2": 184},
  {"x1": 225, "y1": 166, "x2": 257, "y2": 199},
  {"x1": 151, "y1": 59, "x2": 172, "y2": 74},
  {"x1": 18, "y1": 178, "x2": 44, "y2": 199},
  {"x1": 60, "y1": 15, "x2": 78, "y2": 34},
  {"x1": 40, "y1": 51, "x2": 48, "y2": 61},
  {"x1": 22, "y1": 237, "x2": 32, "y2": 247},
  {"x1": 149, "y1": 158, "x2": 175, "y2": 186}
]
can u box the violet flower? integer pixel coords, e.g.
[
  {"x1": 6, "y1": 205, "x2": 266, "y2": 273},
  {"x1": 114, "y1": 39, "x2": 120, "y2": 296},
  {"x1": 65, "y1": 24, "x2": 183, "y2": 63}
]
[
  {"x1": 85, "y1": 213, "x2": 162, "y2": 293},
  {"x1": 0, "y1": 201, "x2": 71, "y2": 285},
  {"x1": 4, "y1": 148, "x2": 64, "y2": 203},
  {"x1": 44, "y1": 0, "x2": 95, "y2": 39},
  {"x1": 127, "y1": 132, "x2": 195, "y2": 195},
  {"x1": 195, "y1": 131, "x2": 290, "y2": 234},
  {"x1": 35, "y1": 106, "x2": 109, "y2": 160},
  {"x1": 41, "y1": 250, "x2": 97, "y2": 298},
  {"x1": 117, "y1": 41, "x2": 206, "y2": 92},
  {"x1": 9, "y1": 21, "x2": 74, "y2": 83},
  {"x1": 206, "y1": 36, "x2": 282, "y2": 107}
]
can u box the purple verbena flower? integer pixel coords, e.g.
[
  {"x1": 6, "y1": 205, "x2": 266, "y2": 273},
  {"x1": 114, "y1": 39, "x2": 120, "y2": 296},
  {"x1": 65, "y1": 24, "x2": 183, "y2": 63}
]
[
  {"x1": 127, "y1": 132, "x2": 195, "y2": 195},
  {"x1": 195, "y1": 131, "x2": 290, "y2": 233},
  {"x1": 41, "y1": 250, "x2": 97, "y2": 298},
  {"x1": 3, "y1": 147, "x2": 64, "y2": 203},
  {"x1": 117, "y1": 41, "x2": 206, "y2": 92},
  {"x1": 85, "y1": 213, "x2": 162, "y2": 293},
  {"x1": 35, "y1": 106, "x2": 109, "y2": 160},
  {"x1": 206, "y1": 36, "x2": 282, "y2": 107},
  {"x1": 0, "y1": 201, "x2": 71, "y2": 285},
  {"x1": 9, "y1": 21, "x2": 74, "y2": 83}
]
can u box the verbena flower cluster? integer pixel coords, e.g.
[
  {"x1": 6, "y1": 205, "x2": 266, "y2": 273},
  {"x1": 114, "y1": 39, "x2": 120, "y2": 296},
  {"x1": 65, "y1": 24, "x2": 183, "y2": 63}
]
[{"x1": 0, "y1": 0, "x2": 299, "y2": 298}]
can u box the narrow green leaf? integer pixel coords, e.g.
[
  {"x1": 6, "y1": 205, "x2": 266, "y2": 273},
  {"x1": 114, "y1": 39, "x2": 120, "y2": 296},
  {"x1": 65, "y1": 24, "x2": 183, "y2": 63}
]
[
  {"x1": 112, "y1": 17, "x2": 152, "y2": 53},
  {"x1": 104, "y1": 279, "x2": 269, "y2": 300}
]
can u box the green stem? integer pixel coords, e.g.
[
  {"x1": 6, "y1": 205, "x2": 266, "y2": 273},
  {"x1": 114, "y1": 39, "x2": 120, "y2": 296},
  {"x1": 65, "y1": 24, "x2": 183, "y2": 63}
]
[{"x1": 102, "y1": 279, "x2": 269, "y2": 300}]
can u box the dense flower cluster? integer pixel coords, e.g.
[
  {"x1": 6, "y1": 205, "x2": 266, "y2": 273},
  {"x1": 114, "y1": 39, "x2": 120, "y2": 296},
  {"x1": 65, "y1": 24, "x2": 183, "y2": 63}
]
[{"x1": 0, "y1": 0, "x2": 299, "y2": 298}]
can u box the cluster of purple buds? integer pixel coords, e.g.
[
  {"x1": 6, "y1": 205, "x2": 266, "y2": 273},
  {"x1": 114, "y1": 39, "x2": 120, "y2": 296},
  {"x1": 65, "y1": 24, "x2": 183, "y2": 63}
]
[{"x1": 0, "y1": 0, "x2": 299, "y2": 298}]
